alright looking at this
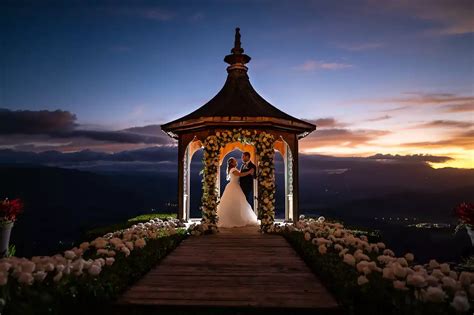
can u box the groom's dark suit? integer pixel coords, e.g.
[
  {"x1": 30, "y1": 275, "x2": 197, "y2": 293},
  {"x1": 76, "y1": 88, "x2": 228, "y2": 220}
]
[{"x1": 240, "y1": 160, "x2": 256, "y2": 208}]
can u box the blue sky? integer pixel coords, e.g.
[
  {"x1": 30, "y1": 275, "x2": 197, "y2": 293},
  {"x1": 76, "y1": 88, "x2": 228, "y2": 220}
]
[{"x1": 1, "y1": 1, "x2": 473, "y2": 167}]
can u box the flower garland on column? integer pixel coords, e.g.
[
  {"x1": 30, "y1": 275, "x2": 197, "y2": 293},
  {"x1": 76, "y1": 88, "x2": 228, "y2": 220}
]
[
  {"x1": 200, "y1": 135, "x2": 220, "y2": 232},
  {"x1": 198, "y1": 128, "x2": 276, "y2": 234},
  {"x1": 255, "y1": 132, "x2": 276, "y2": 232}
]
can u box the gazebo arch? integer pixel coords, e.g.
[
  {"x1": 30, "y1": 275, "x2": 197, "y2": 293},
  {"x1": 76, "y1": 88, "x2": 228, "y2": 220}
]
[{"x1": 162, "y1": 28, "x2": 316, "y2": 231}]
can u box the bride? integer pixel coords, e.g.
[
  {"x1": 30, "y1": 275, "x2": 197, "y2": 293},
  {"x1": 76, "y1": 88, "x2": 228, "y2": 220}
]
[{"x1": 217, "y1": 157, "x2": 259, "y2": 228}]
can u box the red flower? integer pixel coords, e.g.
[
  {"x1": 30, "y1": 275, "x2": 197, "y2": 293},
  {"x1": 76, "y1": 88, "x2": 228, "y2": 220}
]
[
  {"x1": 0, "y1": 198, "x2": 24, "y2": 222},
  {"x1": 454, "y1": 202, "x2": 474, "y2": 226}
]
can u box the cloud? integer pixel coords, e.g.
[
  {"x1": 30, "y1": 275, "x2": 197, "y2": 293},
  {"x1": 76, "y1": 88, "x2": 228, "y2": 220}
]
[
  {"x1": 0, "y1": 109, "x2": 172, "y2": 151},
  {"x1": 409, "y1": 0, "x2": 474, "y2": 35},
  {"x1": 0, "y1": 109, "x2": 77, "y2": 134},
  {"x1": 0, "y1": 146, "x2": 458, "y2": 175},
  {"x1": 301, "y1": 128, "x2": 390, "y2": 147},
  {"x1": 366, "y1": 115, "x2": 392, "y2": 122},
  {"x1": 401, "y1": 130, "x2": 474, "y2": 149},
  {"x1": 357, "y1": 92, "x2": 474, "y2": 113},
  {"x1": 294, "y1": 60, "x2": 353, "y2": 71},
  {"x1": 0, "y1": 146, "x2": 179, "y2": 173},
  {"x1": 383, "y1": 92, "x2": 474, "y2": 106},
  {"x1": 413, "y1": 120, "x2": 473, "y2": 129},
  {"x1": 441, "y1": 103, "x2": 474, "y2": 113},
  {"x1": 337, "y1": 42, "x2": 385, "y2": 51},
  {"x1": 367, "y1": 153, "x2": 453, "y2": 163},
  {"x1": 305, "y1": 118, "x2": 349, "y2": 128}
]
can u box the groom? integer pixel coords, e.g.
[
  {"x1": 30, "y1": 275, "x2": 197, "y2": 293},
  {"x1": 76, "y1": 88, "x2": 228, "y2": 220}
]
[{"x1": 240, "y1": 151, "x2": 256, "y2": 209}]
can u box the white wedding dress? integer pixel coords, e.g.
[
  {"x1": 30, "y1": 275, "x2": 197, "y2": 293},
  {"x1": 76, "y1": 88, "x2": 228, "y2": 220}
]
[{"x1": 217, "y1": 167, "x2": 259, "y2": 228}]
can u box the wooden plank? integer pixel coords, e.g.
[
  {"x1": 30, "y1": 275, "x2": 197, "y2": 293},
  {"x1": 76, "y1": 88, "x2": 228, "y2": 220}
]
[{"x1": 117, "y1": 226, "x2": 339, "y2": 311}]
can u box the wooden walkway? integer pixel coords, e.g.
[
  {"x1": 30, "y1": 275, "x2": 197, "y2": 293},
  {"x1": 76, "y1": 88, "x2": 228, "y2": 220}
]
[{"x1": 117, "y1": 226, "x2": 339, "y2": 313}]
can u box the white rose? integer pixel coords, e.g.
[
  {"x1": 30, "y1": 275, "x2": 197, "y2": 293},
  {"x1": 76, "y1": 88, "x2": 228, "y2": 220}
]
[
  {"x1": 79, "y1": 242, "x2": 90, "y2": 250},
  {"x1": 406, "y1": 274, "x2": 427, "y2": 288},
  {"x1": 318, "y1": 245, "x2": 327, "y2": 255},
  {"x1": 357, "y1": 275, "x2": 369, "y2": 285},
  {"x1": 404, "y1": 253, "x2": 414, "y2": 262},
  {"x1": 135, "y1": 238, "x2": 146, "y2": 249},
  {"x1": 18, "y1": 272, "x2": 34, "y2": 285},
  {"x1": 425, "y1": 286, "x2": 447, "y2": 303},
  {"x1": 428, "y1": 259, "x2": 440, "y2": 269},
  {"x1": 53, "y1": 271, "x2": 63, "y2": 283},
  {"x1": 343, "y1": 254, "x2": 356, "y2": 266},
  {"x1": 0, "y1": 262, "x2": 12, "y2": 273},
  {"x1": 393, "y1": 264, "x2": 408, "y2": 278},
  {"x1": 125, "y1": 241, "x2": 134, "y2": 251},
  {"x1": 439, "y1": 263, "x2": 450, "y2": 274},
  {"x1": 33, "y1": 271, "x2": 47, "y2": 282},
  {"x1": 64, "y1": 250, "x2": 76, "y2": 260},
  {"x1": 21, "y1": 261, "x2": 36, "y2": 273},
  {"x1": 88, "y1": 264, "x2": 102, "y2": 276},
  {"x1": 442, "y1": 276, "x2": 457, "y2": 291},
  {"x1": 383, "y1": 267, "x2": 395, "y2": 280},
  {"x1": 450, "y1": 294, "x2": 470, "y2": 312},
  {"x1": 459, "y1": 272, "x2": 472, "y2": 286},
  {"x1": 105, "y1": 257, "x2": 115, "y2": 266}
]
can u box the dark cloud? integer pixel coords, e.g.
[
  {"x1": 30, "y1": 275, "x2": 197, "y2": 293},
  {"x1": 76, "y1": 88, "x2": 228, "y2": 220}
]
[
  {"x1": 305, "y1": 117, "x2": 348, "y2": 128},
  {"x1": 0, "y1": 109, "x2": 172, "y2": 148},
  {"x1": 0, "y1": 146, "x2": 177, "y2": 165},
  {"x1": 63, "y1": 130, "x2": 168, "y2": 144},
  {"x1": 367, "y1": 153, "x2": 453, "y2": 163},
  {"x1": 0, "y1": 108, "x2": 77, "y2": 134},
  {"x1": 0, "y1": 146, "x2": 456, "y2": 175}
]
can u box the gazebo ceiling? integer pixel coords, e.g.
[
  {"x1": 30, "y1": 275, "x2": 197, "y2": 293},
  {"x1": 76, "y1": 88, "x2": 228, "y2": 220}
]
[{"x1": 161, "y1": 28, "x2": 316, "y2": 139}]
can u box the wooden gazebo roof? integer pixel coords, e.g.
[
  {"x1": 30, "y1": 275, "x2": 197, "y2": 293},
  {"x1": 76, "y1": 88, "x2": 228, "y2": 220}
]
[{"x1": 161, "y1": 28, "x2": 316, "y2": 139}]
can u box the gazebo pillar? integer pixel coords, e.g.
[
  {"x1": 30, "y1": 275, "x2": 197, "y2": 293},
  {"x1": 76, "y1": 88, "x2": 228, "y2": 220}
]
[
  {"x1": 283, "y1": 134, "x2": 299, "y2": 221},
  {"x1": 177, "y1": 137, "x2": 186, "y2": 220}
]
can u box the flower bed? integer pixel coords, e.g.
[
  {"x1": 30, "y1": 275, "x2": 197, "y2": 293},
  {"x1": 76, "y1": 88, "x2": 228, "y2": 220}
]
[
  {"x1": 0, "y1": 218, "x2": 186, "y2": 315},
  {"x1": 275, "y1": 218, "x2": 473, "y2": 315}
]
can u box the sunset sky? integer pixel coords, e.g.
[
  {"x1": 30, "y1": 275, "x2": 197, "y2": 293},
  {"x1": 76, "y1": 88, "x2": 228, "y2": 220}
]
[{"x1": 1, "y1": 1, "x2": 473, "y2": 168}]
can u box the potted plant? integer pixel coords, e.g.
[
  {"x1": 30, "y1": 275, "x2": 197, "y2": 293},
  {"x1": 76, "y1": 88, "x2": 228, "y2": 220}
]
[
  {"x1": 454, "y1": 202, "x2": 474, "y2": 246},
  {"x1": 0, "y1": 198, "x2": 23, "y2": 257}
]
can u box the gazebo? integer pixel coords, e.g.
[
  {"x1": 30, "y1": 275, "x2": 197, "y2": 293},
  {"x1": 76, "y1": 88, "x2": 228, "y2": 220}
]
[{"x1": 161, "y1": 28, "x2": 315, "y2": 231}]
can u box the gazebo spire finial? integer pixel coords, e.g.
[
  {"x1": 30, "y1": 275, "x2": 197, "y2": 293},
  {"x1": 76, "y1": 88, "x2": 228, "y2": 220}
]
[
  {"x1": 231, "y1": 27, "x2": 243, "y2": 54},
  {"x1": 224, "y1": 27, "x2": 251, "y2": 72}
]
